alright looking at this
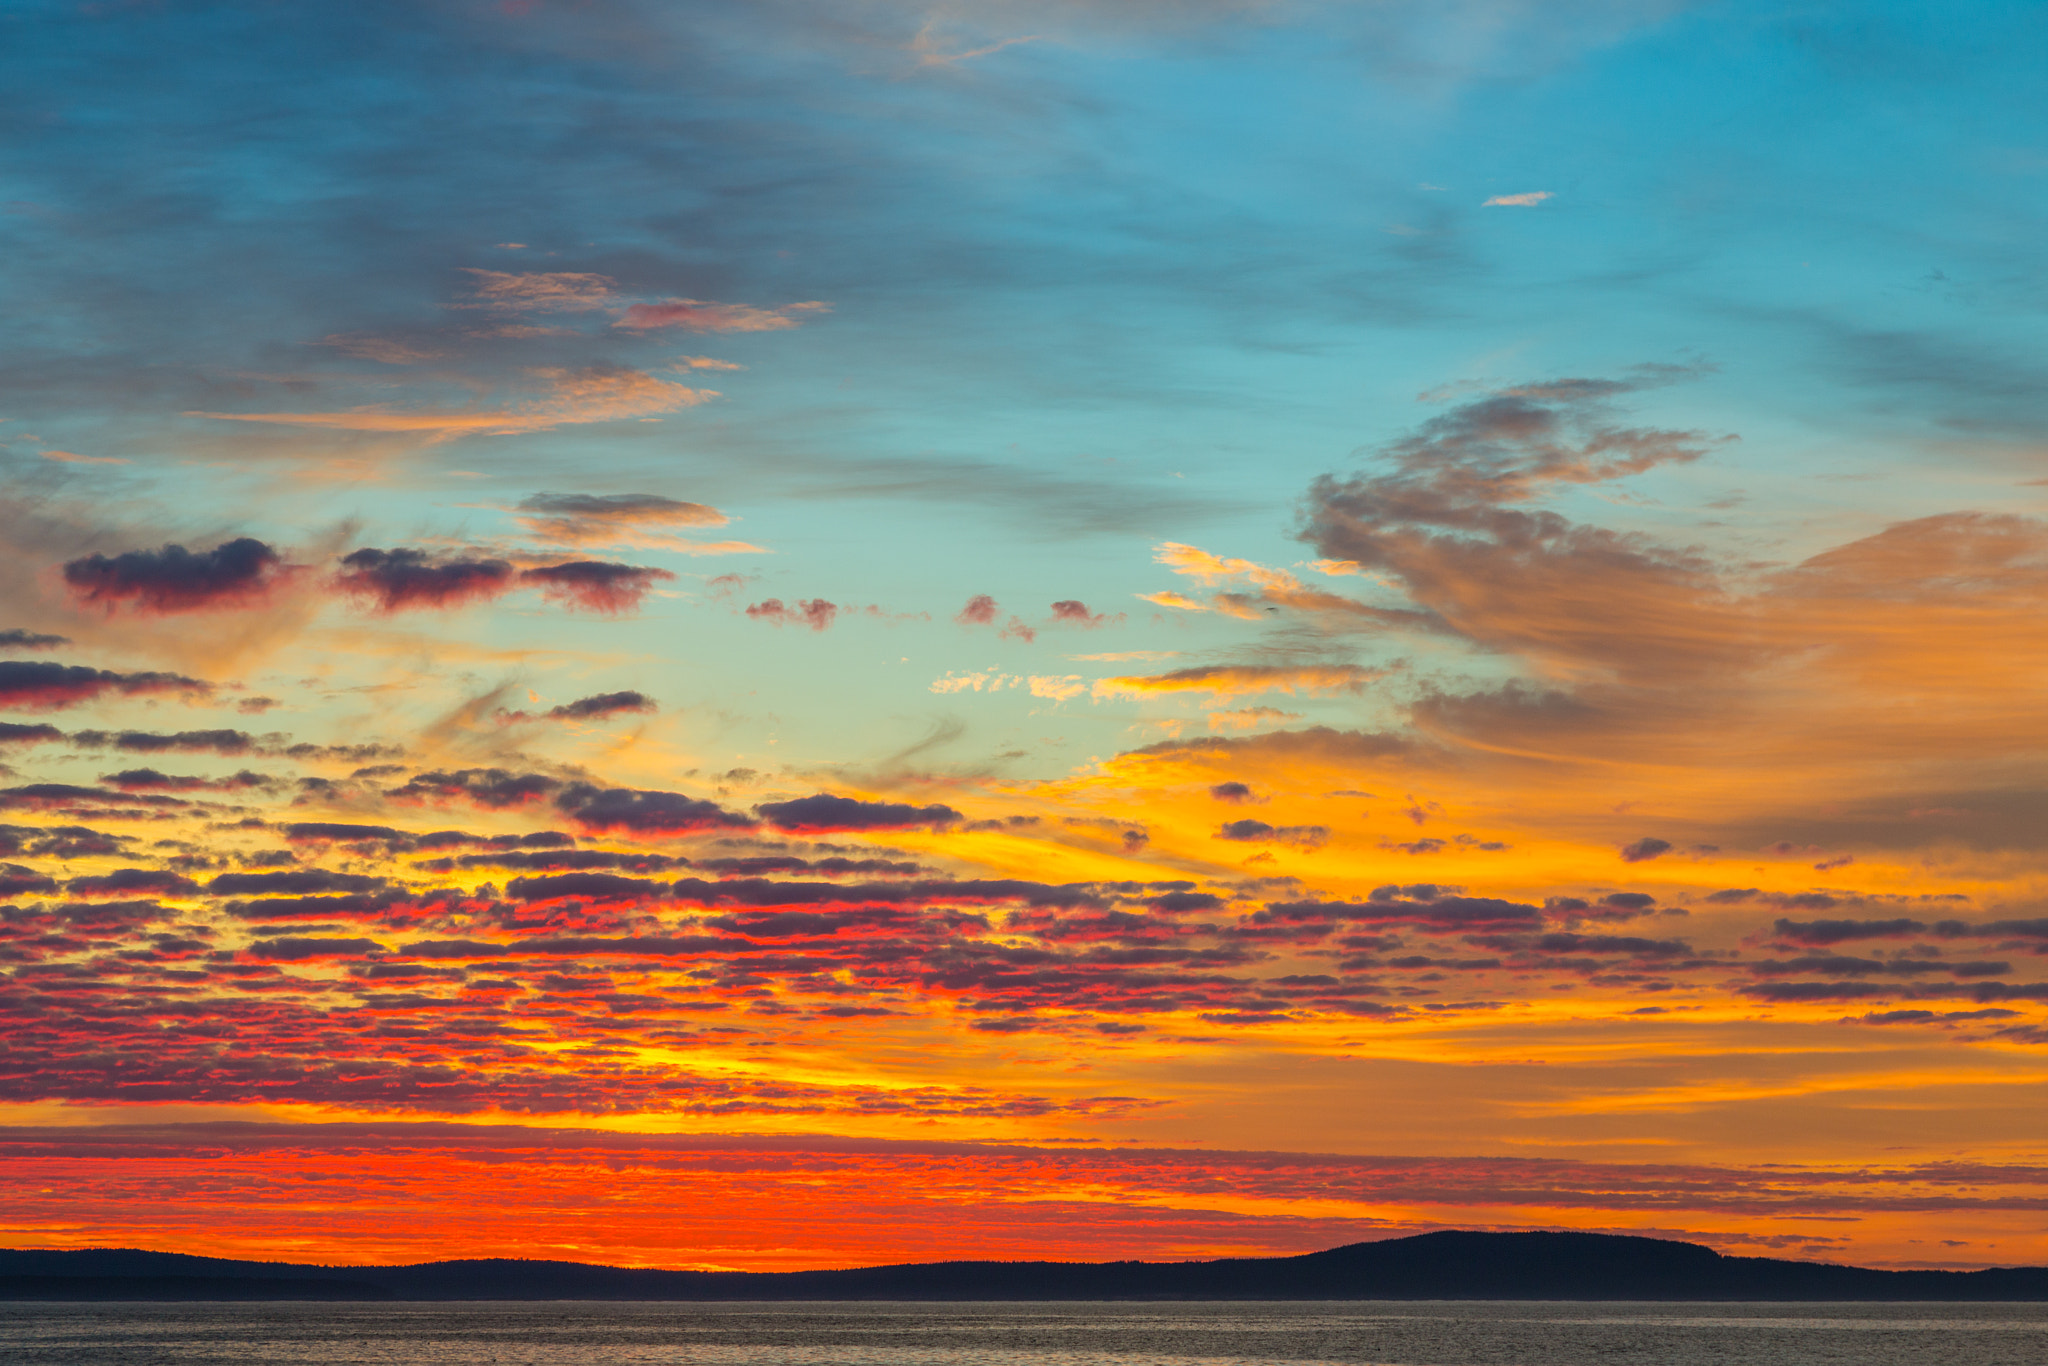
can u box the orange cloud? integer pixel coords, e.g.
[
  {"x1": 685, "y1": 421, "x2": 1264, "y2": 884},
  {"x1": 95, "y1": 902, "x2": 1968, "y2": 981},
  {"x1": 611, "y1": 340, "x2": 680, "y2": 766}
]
[
  {"x1": 1208, "y1": 706, "x2": 1304, "y2": 732},
  {"x1": 188, "y1": 366, "x2": 716, "y2": 441},
  {"x1": 1028, "y1": 675, "x2": 1086, "y2": 701},
  {"x1": 510, "y1": 493, "x2": 732, "y2": 547},
  {"x1": 458, "y1": 268, "x2": 618, "y2": 311},
  {"x1": 41, "y1": 449, "x2": 130, "y2": 466},
  {"x1": 1147, "y1": 543, "x2": 1434, "y2": 630},
  {"x1": 1093, "y1": 664, "x2": 1382, "y2": 704}
]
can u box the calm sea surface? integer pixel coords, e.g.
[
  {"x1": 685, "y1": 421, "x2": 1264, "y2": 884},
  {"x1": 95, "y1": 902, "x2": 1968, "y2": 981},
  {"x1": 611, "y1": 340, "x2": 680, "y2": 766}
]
[{"x1": 3, "y1": 1301, "x2": 2045, "y2": 1366}]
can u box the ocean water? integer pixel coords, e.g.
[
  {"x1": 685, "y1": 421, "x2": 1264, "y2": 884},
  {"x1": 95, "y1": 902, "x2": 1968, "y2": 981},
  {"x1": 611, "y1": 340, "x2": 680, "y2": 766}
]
[{"x1": 2, "y1": 1301, "x2": 2045, "y2": 1366}]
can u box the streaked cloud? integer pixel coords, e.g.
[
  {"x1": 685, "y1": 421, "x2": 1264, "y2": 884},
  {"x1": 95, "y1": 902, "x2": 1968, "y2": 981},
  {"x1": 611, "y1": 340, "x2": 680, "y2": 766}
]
[
  {"x1": 41, "y1": 449, "x2": 129, "y2": 466},
  {"x1": 1093, "y1": 664, "x2": 1382, "y2": 703},
  {"x1": 510, "y1": 492, "x2": 736, "y2": 549},
  {"x1": 0, "y1": 661, "x2": 210, "y2": 710},
  {"x1": 188, "y1": 366, "x2": 716, "y2": 441},
  {"x1": 614, "y1": 299, "x2": 830, "y2": 333}
]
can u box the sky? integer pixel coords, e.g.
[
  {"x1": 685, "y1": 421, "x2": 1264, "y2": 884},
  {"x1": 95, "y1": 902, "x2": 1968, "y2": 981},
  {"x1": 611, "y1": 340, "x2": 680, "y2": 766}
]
[{"x1": 3, "y1": 0, "x2": 2048, "y2": 1274}]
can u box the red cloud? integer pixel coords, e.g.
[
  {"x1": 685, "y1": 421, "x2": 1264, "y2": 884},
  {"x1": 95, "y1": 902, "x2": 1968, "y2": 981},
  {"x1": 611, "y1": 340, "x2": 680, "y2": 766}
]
[
  {"x1": 954, "y1": 595, "x2": 1036, "y2": 642},
  {"x1": 1050, "y1": 600, "x2": 1121, "y2": 627},
  {"x1": 520, "y1": 561, "x2": 675, "y2": 614},
  {"x1": 746, "y1": 598, "x2": 837, "y2": 630}
]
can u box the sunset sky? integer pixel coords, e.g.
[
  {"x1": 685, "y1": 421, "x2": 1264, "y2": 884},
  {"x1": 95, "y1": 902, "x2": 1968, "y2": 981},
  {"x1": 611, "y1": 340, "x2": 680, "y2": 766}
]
[{"x1": 5, "y1": 0, "x2": 2048, "y2": 1274}]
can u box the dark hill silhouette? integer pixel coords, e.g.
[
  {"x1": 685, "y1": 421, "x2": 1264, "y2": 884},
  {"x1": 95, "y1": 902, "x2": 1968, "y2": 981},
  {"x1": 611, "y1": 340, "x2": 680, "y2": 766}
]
[{"x1": 3, "y1": 1230, "x2": 2045, "y2": 1300}]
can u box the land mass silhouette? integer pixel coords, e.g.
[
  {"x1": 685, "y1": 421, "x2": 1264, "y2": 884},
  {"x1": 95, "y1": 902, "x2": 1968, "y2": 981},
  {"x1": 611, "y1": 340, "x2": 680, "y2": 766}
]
[{"x1": 3, "y1": 1230, "x2": 2044, "y2": 1301}]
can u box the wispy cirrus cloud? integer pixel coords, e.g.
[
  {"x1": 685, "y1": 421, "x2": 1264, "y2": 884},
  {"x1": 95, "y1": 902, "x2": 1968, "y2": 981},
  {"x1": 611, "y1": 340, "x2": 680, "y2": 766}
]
[
  {"x1": 188, "y1": 365, "x2": 717, "y2": 442},
  {"x1": 453, "y1": 267, "x2": 830, "y2": 337},
  {"x1": 1207, "y1": 706, "x2": 1303, "y2": 732},
  {"x1": 315, "y1": 334, "x2": 448, "y2": 364},
  {"x1": 41, "y1": 449, "x2": 129, "y2": 466},
  {"x1": 504, "y1": 492, "x2": 761, "y2": 555},
  {"x1": 614, "y1": 299, "x2": 831, "y2": 333},
  {"x1": 513, "y1": 493, "x2": 728, "y2": 542},
  {"x1": 1093, "y1": 663, "x2": 1381, "y2": 704},
  {"x1": 908, "y1": 20, "x2": 1046, "y2": 68},
  {"x1": 1144, "y1": 542, "x2": 1436, "y2": 631}
]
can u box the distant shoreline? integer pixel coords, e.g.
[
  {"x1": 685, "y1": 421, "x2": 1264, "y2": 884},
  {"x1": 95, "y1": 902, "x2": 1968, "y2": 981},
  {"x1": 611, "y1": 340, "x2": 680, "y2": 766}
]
[{"x1": 5, "y1": 1230, "x2": 2046, "y2": 1302}]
